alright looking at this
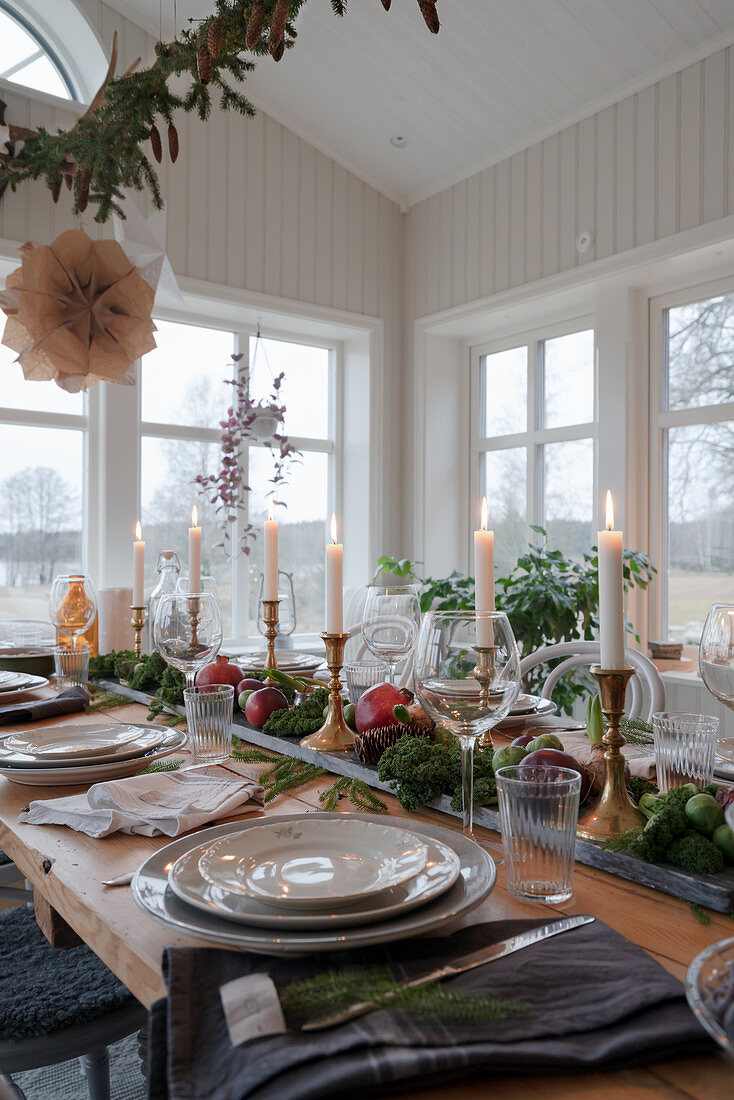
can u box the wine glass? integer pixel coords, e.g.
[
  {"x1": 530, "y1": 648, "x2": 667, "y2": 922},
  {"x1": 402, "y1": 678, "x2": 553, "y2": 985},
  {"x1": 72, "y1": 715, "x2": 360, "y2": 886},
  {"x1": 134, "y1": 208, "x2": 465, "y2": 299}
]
[
  {"x1": 49, "y1": 574, "x2": 97, "y2": 649},
  {"x1": 413, "y1": 610, "x2": 521, "y2": 838},
  {"x1": 361, "y1": 584, "x2": 421, "y2": 685},
  {"x1": 153, "y1": 592, "x2": 223, "y2": 690},
  {"x1": 699, "y1": 604, "x2": 734, "y2": 709}
]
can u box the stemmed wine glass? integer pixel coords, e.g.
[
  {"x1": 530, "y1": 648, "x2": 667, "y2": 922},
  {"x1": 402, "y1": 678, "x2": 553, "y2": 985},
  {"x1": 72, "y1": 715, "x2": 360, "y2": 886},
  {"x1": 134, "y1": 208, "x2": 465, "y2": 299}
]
[
  {"x1": 361, "y1": 584, "x2": 421, "y2": 685},
  {"x1": 699, "y1": 604, "x2": 734, "y2": 710},
  {"x1": 413, "y1": 610, "x2": 521, "y2": 838},
  {"x1": 49, "y1": 574, "x2": 97, "y2": 649},
  {"x1": 153, "y1": 592, "x2": 223, "y2": 690}
]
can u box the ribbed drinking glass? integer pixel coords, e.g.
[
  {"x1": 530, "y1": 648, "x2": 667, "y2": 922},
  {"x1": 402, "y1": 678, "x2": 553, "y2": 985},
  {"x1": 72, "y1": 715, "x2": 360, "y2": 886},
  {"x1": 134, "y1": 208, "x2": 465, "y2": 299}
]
[
  {"x1": 183, "y1": 685, "x2": 234, "y2": 764},
  {"x1": 652, "y1": 711, "x2": 720, "y2": 792},
  {"x1": 496, "y1": 764, "x2": 581, "y2": 904},
  {"x1": 53, "y1": 644, "x2": 90, "y2": 689}
]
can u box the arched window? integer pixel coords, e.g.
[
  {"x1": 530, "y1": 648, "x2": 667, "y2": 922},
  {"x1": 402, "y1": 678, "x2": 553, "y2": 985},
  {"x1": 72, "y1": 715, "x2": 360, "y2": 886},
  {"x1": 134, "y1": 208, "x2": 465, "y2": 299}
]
[{"x1": 0, "y1": 1, "x2": 76, "y2": 100}]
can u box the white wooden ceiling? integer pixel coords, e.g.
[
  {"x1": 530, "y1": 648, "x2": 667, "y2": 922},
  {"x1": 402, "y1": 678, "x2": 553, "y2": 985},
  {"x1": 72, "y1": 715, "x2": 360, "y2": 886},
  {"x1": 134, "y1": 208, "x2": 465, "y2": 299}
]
[{"x1": 106, "y1": 0, "x2": 734, "y2": 206}]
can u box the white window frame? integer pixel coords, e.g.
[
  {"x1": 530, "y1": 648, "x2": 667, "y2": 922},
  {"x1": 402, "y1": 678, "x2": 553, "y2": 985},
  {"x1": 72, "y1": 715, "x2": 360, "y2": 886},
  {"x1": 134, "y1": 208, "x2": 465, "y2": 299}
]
[
  {"x1": 469, "y1": 315, "x2": 597, "y2": 543},
  {"x1": 649, "y1": 275, "x2": 734, "y2": 643}
]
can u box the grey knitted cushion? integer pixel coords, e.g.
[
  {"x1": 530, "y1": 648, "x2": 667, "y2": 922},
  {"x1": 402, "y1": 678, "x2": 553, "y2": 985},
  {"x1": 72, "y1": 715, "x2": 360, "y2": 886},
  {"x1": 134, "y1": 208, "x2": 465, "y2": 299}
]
[{"x1": 0, "y1": 906, "x2": 134, "y2": 1039}]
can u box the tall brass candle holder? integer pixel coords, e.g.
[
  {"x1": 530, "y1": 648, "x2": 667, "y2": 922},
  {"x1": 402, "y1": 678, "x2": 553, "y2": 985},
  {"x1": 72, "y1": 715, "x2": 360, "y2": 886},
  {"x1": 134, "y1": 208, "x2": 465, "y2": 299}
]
[
  {"x1": 262, "y1": 599, "x2": 280, "y2": 671},
  {"x1": 130, "y1": 606, "x2": 145, "y2": 659},
  {"x1": 474, "y1": 645, "x2": 498, "y2": 748},
  {"x1": 300, "y1": 632, "x2": 354, "y2": 752},
  {"x1": 576, "y1": 665, "x2": 646, "y2": 843}
]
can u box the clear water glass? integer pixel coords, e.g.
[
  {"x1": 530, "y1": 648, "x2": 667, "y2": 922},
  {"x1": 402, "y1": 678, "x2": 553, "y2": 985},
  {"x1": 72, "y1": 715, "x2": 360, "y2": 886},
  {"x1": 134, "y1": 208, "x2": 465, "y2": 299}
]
[
  {"x1": 652, "y1": 711, "x2": 720, "y2": 792},
  {"x1": 184, "y1": 685, "x2": 234, "y2": 764},
  {"x1": 496, "y1": 764, "x2": 581, "y2": 904},
  {"x1": 361, "y1": 584, "x2": 421, "y2": 685},
  {"x1": 413, "y1": 610, "x2": 521, "y2": 838},
  {"x1": 699, "y1": 604, "x2": 734, "y2": 709},
  {"x1": 344, "y1": 660, "x2": 389, "y2": 702},
  {"x1": 53, "y1": 644, "x2": 90, "y2": 689}
]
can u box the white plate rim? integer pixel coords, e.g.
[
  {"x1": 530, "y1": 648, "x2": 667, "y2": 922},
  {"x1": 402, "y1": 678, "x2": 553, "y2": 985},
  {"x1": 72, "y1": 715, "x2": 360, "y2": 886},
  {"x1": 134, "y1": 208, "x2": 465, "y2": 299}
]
[
  {"x1": 169, "y1": 833, "x2": 461, "y2": 929},
  {"x1": 132, "y1": 812, "x2": 496, "y2": 955},
  {"x1": 198, "y1": 818, "x2": 429, "y2": 908},
  {"x1": 0, "y1": 675, "x2": 50, "y2": 702},
  {"x1": 495, "y1": 698, "x2": 558, "y2": 728},
  {"x1": 0, "y1": 728, "x2": 186, "y2": 785},
  {"x1": 0, "y1": 726, "x2": 168, "y2": 769},
  {"x1": 3, "y1": 722, "x2": 148, "y2": 759}
]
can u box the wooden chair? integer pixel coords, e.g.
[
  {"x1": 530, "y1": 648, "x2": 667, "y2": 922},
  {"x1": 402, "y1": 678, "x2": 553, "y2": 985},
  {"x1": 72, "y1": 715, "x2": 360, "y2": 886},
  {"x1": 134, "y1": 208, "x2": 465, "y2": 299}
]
[
  {"x1": 0, "y1": 906, "x2": 147, "y2": 1100},
  {"x1": 519, "y1": 641, "x2": 665, "y2": 721}
]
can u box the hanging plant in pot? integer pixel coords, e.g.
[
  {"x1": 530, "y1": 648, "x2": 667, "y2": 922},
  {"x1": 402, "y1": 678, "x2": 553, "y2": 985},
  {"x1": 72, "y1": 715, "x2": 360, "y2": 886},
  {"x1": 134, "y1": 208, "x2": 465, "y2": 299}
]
[{"x1": 194, "y1": 344, "x2": 298, "y2": 556}]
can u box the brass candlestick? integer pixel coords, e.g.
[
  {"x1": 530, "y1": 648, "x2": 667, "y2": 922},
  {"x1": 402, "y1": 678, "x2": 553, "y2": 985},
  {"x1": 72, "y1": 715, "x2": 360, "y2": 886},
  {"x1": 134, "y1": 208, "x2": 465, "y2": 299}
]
[
  {"x1": 130, "y1": 606, "x2": 145, "y2": 659},
  {"x1": 188, "y1": 595, "x2": 200, "y2": 649},
  {"x1": 576, "y1": 665, "x2": 646, "y2": 843},
  {"x1": 300, "y1": 632, "x2": 354, "y2": 752},
  {"x1": 475, "y1": 645, "x2": 498, "y2": 748},
  {"x1": 262, "y1": 599, "x2": 280, "y2": 671}
]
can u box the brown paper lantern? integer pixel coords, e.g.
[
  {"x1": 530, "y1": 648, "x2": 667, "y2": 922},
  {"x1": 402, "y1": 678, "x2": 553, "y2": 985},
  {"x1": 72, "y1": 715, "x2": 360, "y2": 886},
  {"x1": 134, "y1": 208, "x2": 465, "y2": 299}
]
[{"x1": 0, "y1": 228, "x2": 156, "y2": 392}]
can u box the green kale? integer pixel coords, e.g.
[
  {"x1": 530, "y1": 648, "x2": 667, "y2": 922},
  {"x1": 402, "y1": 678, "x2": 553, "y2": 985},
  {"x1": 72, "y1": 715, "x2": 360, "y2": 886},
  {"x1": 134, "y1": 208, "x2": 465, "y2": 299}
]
[
  {"x1": 450, "y1": 745, "x2": 497, "y2": 811},
  {"x1": 261, "y1": 688, "x2": 329, "y2": 739},
  {"x1": 628, "y1": 803, "x2": 688, "y2": 862},
  {"x1": 627, "y1": 775, "x2": 658, "y2": 805},
  {"x1": 155, "y1": 665, "x2": 186, "y2": 710},
  {"x1": 667, "y1": 831, "x2": 725, "y2": 875},
  {"x1": 130, "y1": 651, "x2": 167, "y2": 692},
  {"x1": 378, "y1": 736, "x2": 460, "y2": 812},
  {"x1": 89, "y1": 649, "x2": 135, "y2": 680}
]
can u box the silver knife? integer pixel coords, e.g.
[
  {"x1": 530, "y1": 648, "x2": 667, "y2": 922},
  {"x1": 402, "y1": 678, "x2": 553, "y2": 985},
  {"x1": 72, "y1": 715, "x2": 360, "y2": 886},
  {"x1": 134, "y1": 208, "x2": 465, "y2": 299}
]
[{"x1": 300, "y1": 914, "x2": 594, "y2": 1031}]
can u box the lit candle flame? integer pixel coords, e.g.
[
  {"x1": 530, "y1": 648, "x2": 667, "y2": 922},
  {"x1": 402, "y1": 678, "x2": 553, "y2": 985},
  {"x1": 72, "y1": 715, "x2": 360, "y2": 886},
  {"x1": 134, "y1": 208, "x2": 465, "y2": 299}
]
[
  {"x1": 268, "y1": 501, "x2": 274, "y2": 523},
  {"x1": 481, "y1": 496, "x2": 488, "y2": 532},
  {"x1": 191, "y1": 505, "x2": 198, "y2": 527},
  {"x1": 330, "y1": 513, "x2": 338, "y2": 545},
  {"x1": 135, "y1": 520, "x2": 142, "y2": 541},
  {"x1": 605, "y1": 490, "x2": 614, "y2": 531}
]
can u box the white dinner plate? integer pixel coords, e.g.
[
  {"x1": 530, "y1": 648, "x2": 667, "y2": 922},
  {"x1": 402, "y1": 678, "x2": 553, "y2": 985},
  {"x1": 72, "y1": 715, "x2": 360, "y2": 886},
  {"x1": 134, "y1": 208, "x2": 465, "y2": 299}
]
[
  {"x1": 3, "y1": 722, "x2": 148, "y2": 759},
  {"x1": 199, "y1": 818, "x2": 429, "y2": 909},
  {"x1": 715, "y1": 737, "x2": 734, "y2": 780},
  {"x1": 0, "y1": 726, "x2": 168, "y2": 769},
  {"x1": 0, "y1": 675, "x2": 50, "y2": 702},
  {"x1": 230, "y1": 652, "x2": 323, "y2": 674},
  {"x1": 170, "y1": 832, "x2": 460, "y2": 929},
  {"x1": 132, "y1": 813, "x2": 496, "y2": 955},
  {"x1": 495, "y1": 697, "x2": 558, "y2": 729},
  {"x1": 0, "y1": 728, "x2": 187, "y2": 786},
  {"x1": 0, "y1": 672, "x2": 36, "y2": 692}
]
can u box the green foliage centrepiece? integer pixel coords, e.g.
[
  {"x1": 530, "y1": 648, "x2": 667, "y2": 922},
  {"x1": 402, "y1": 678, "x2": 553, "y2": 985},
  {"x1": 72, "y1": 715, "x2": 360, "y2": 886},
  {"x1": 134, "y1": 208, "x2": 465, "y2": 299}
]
[{"x1": 375, "y1": 526, "x2": 655, "y2": 714}]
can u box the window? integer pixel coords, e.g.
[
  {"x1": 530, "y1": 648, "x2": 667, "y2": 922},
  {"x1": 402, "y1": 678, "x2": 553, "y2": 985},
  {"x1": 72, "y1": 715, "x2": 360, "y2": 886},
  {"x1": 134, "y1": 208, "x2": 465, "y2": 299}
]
[
  {"x1": 140, "y1": 320, "x2": 337, "y2": 643},
  {"x1": 0, "y1": 347, "x2": 86, "y2": 620},
  {"x1": 472, "y1": 324, "x2": 596, "y2": 575},
  {"x1": 0, "y1": 3, "x2": 75, "y2": 99},
  {"x1": 651, "y1": 287, "x2": 734, "y2": 645}
]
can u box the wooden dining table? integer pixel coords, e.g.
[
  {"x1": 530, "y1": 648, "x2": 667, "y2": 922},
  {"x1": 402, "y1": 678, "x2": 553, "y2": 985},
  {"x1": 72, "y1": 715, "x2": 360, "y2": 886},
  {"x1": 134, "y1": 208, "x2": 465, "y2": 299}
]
[{"x1": 0, "y1": 692, "x2": 732, "y2": 1099}]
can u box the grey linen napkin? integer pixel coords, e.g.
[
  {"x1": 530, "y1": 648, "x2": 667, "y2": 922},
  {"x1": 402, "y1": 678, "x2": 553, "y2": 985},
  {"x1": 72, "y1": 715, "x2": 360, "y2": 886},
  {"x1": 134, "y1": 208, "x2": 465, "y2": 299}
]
[
  {"x1": 146, "y1": 918, "x2": 714, "y2": 1100},
  {"x1": 0, "y1": 686, "x2": 89, "y2": 726}
]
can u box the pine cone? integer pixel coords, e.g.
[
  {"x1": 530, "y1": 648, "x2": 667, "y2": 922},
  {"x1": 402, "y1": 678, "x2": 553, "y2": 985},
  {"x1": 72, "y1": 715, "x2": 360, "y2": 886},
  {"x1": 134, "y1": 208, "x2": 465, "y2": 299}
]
[
  {"x1": 381, "y1": 0, "x2": 392, "y2": 8},
  {"x1": 417, "y1": 0, "x2": 440, "y2": 33},
  {"x1": 271, "y1": 39, "x2": 285, "y2": 62},
  {"x1": 197, "y1": 45, "x2": 212, "y2": 85},
  {"x1": 168, "y1": 122, "x2": 179, "y2": 163},
  {"x1": 50, "y1": 177, "x2": 62, "y2": 204},
  {"x1": 353, "y1": 723, "x2": 431, "y2": 766},
  {"x1": 245, "y1": 1, "x2": 266, "y2": 49},
  {"x1": 208, "y1": 16, "x2": 224, "y2": 59},
  {"x1": 149, "y1": 124, "x2": 162, "y2": 163},
  {"x1": 269, "y1": 0, "x2": 289, "y2": 56},
  {"x1": 76, "y1": 168, "x2": 91, "y2": 213}
]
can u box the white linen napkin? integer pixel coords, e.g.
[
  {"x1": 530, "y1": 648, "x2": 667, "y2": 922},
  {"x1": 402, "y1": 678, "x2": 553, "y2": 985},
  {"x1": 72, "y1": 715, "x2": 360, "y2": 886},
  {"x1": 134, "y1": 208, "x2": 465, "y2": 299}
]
[{"x1": 18, "y1": 760, "x2": 265, "y2": 838}]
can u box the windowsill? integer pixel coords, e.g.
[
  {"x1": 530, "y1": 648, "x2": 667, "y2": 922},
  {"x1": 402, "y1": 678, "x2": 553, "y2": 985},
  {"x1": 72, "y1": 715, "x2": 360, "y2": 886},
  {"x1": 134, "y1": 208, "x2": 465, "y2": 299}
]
[{"x1": 659, "y1": 668, "x2": 702, "y2": 685}]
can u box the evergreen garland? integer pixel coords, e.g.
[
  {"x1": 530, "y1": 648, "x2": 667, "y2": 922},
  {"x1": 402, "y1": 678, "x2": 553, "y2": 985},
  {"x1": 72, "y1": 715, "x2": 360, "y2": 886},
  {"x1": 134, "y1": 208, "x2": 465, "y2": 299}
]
[{"x1": 0, "y1": 0, "x2": 438, "y2": 223}]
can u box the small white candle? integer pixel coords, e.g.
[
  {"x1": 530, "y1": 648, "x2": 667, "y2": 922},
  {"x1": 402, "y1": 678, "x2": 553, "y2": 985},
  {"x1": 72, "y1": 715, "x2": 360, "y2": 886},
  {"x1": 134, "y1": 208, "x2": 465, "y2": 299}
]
[
  {"x1": 263, "y1": 502, "x2": 279, "y2": 602},
  {"x1": 325, "y1": 513, "x2": 343, "y2": 634},
  {"x1": 189, "y1": 505, "x2": 202, "y2": 593},
  {"x1": 474, "y1": 497, "x2": 495, "y2": 646},
  {"x1": 598, "y1": 490, "x2": 626, "y2": 669},
  {"x1": 132, "y1": 521, "x2": 145, "y2": 606}
]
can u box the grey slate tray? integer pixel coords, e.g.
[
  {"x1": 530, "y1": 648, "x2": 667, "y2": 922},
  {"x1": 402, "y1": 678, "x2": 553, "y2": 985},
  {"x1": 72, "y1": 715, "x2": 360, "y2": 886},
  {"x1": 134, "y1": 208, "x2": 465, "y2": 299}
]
[{"x1": 96, "y1": 677, "x2": 734, "y2": 913}]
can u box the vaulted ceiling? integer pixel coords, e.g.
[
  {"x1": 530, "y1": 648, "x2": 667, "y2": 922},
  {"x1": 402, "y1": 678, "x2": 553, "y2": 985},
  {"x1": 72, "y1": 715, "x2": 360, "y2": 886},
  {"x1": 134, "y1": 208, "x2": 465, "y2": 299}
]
[{"x1": 106, "y1": 1, "x2": 734, "y2": 206}]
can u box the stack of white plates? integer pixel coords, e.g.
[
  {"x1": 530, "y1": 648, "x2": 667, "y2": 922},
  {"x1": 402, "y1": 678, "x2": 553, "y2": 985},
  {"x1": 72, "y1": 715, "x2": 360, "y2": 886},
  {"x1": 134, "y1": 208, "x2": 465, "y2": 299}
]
[
  {"x1": 496, "y1": 693, "x2": 557, "y2": 729},
  {"x1": 229, "y1": 651, "x2": 324, "y2": 675},
  {"x1": 0, "y1": 670, "x2": 49, "y2": 700},
  {"x1": 0, "y1": 721, "x2": 186, "y2": 785},
  {"x1": 132, "y1": 812, "x2": 496, "y2": 955}
]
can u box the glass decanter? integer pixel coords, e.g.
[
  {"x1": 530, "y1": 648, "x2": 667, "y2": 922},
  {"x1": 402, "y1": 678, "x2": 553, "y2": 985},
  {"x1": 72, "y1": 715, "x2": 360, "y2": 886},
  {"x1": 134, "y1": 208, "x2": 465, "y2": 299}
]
[{"x1": 148, "y1": 552, "x2": 181, "y2": 651}]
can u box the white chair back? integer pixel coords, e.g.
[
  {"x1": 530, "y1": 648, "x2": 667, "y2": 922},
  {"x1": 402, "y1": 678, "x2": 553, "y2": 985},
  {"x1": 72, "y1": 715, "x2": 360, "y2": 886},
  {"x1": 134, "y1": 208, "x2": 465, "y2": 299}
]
[{"x1": 519, "y1": 641, "x2": 665, "y2": 721}]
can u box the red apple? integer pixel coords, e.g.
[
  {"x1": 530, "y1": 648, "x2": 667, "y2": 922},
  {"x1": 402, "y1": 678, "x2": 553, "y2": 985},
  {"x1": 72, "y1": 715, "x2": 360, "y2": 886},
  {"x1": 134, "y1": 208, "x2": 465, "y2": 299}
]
[
  {"x1": 520, "y1": 748, "x2": 591, "y2": 800},
  {"x1": 511, "y1": 733, "x2": 535, "y2": 748},
  {"x1": 236, "y1": 678, "x2": 267, "y2": 696},
  {"x1": 196, "y1": 655, "x2": 244, "y2": 688},
  {"x1": 355, "y1": 682, "x2": 406, "y2": 733},
  {"x1": 245, "y1": 686, "x2": 289, "y2": 729}
]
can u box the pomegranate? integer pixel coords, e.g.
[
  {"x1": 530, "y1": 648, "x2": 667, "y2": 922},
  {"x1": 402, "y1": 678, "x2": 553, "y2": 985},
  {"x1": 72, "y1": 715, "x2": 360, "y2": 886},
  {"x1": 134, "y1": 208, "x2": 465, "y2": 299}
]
[
  {"x1": 355, "y1": 682, "x2": 408, "y2": 733},
  {"x1": 196, "y1": 655, "x2": 244, "y2": 688}
]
